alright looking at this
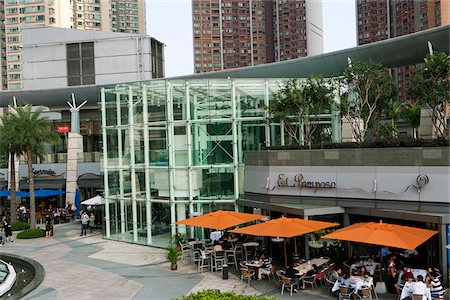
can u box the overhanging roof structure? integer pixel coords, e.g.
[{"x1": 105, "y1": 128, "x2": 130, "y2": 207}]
[
  {"x1": 179, "y1": 25, "x2": 449, "y2": 79},
  {"x1": 0, "y1": 25, "x2": 448, "y2": 107}
]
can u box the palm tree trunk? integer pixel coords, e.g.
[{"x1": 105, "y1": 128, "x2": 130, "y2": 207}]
[
  {"x1": 26, "y1": 145, "x2": 36, "y2": 229},
  {"x1": 9, "y1": 152, "x2": 17, "y2": 223}
]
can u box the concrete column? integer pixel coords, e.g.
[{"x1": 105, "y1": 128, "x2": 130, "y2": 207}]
[
  {"x1": 65, "y1": 132, "x2": 82, "y2": 208},
  {"x1": 304, "y1": 215, "x2": 310, "y2": 260},
  {"x1": 177, "y1": 203, "x2": 187, "y2": 235}
]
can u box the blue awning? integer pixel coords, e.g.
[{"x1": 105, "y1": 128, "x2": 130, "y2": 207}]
[{"x1": 0, "y1": 190, "x2": 65, "y2": 197}]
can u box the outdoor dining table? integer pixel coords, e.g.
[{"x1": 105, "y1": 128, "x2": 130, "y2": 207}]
[
  {"x1": 350, "y1": 261, "x2": 380, "y2": 275},
  {"x1": 332, "y1": 275, "x2": 376, "y2": 299},
  {"x1": 294, "y1": 257, "x2": 330, "y2": 275},
  {"x1": 399, "y1": 282, "x2": 431, "y2": 300},
  {"x1": 397, "y1": 269, "x2": 428, "y2": 285}
]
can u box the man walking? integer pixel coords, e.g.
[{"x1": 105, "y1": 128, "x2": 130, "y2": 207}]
[{"x1": 80, "y1": 211, "x2": 89, "y2": 236}]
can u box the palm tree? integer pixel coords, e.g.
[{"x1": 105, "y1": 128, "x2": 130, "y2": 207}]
[
  {"x1": 8, "y1": 105, "x2": 58, "y2": 229},
  {"x1": 0, "y1": 113, "x2": 20, "y2": 223}
]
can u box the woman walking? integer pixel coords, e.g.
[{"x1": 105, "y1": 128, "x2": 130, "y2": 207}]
[
  {"x1": 89, "y1": 212, "x2": 96, "y2": 234},
  {"x1": 3, "y1": 219, "x2": 12, "y2": 243}
]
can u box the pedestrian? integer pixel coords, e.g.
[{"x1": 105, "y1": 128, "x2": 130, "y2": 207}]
[
  {"x1": 80, "y1": 211, "x2": 89, "y2": 236},
  {"x1": 89, "y1": 212, "x2": 96, "y2": 234},
  {"x1": 3, "y1": 219, "x2": 12, "y2": 243},
  {"x1": 45, "y1": 215, "x2": 53, "y2": 238}
]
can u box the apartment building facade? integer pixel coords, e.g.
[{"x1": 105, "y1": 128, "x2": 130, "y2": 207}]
[
  {"x1": 192, "y1": 0, "x2": 323, "y2": 73},
  {"x1": 2, "y1": 0, "x2": 146, "y2": 90},
  {"x1": 356, "y1": 0, "x2": 450, "y2": 100}
]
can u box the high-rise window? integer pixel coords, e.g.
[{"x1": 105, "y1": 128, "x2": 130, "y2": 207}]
[{"x1": 66, "y1": 42, "x2": 95, "y2": 86}]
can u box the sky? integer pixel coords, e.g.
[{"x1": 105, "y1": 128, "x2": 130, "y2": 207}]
[{"x1": 146, "y1": 0, "x2": 356, "y2": 78}]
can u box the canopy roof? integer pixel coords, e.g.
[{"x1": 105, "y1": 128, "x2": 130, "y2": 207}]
[{"x1": 0, "y1": 25, "x2": 448, "y2": 108}]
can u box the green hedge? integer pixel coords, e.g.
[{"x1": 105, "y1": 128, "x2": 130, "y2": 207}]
[
  {"x1": 176, "y1": 290, "x2": 277, "y2": 300},
  {"x1": 11, "y1": 221, "x2": 30, "y2": 231},
  {"x1": 16, "y1": 229, "x2": 45, "y2": 239}
]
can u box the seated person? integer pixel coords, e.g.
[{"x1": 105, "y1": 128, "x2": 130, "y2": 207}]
[
  {"x1": 213, "y1": 240, "x2": 223, "y2": 252},
  {"x1": 413, "y1": 275, "x2": 428, "y2": 296},
  {"x1": 402, "y1": 268, "x2": 415, "y2": 283},
  {"x1": 329, "y1": 266, "x2": 343, "y2": 283},
  {"x1": 429, "y1": 271, "x2": 445, "y2": 298},
  {"x1": 305, "y1": 264, "x2": 319, "y2": 277},
  {"x1": 337, "y1": 271, "x2": 357, "y2": 293},
  {"x1": 285, "y1": 264, "x2": 301, "y2": 291},
  {"x1": 350, "y1": 268, "x2": 359, "y2": 276},
  {"x1": 257, "y1": 253, "x2": 272, "y2": 280},
  {"x1": 357, "y1": 266, "x2": 369, "y2": 277}
]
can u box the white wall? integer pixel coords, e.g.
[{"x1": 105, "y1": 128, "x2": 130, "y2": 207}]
[
  {"x1": 244, "y1": 165, "x2": 450, "y2": 204},
  {"x1": 21, "y1": 27, "x2": 156, "y2": 90}
]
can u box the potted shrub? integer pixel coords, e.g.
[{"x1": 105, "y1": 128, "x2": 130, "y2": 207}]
[
  {"x1": 172, "y1": 232, "x2": 187, "y2": 251},
  {"x1": 165, "y1": 245, "x2": 182, "y2": 270}
]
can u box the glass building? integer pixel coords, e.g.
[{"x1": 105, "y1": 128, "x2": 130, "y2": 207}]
[{"x1": 100, "y1": 78, "x2": 340, "y2": 247}]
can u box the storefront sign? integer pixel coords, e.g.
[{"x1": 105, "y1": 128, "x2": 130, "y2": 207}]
[
  {"x1": 270, "y1": 173, "x2": 336, "y2": 191},
  {"x1": 57, "y1": 125, "x2": 70, "y2": 133},
  {"x1": 32, "y1": 169, "x2": 57, "y2": 178}
]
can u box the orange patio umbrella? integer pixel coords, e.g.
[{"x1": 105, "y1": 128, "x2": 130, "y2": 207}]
[
  {"x1": 175, "y1": 210, "x2": 266, "y2": 231},
  {"x1": 320, "y1": 221, "x2": 438, "y2": 250},
  {"x1": 230, "y1": 216, "x2": 338, "y2": 266}
]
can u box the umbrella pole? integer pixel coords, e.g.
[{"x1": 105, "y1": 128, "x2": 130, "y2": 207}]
[
  {"x1": 294, "y1": 236, "x2": 298, "y2": 253},
  {"x1": 284, "y1": 239, "x2": 287, "y2": 268}
]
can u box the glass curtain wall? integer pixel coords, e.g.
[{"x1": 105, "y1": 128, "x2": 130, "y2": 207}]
[{"x1": 100, "y1": 78, "x2": 335, "y2": 247}]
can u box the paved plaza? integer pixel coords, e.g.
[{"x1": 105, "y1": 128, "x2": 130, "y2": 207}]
[{"x1": 0, "y1": 222, "x2": 399, "y2": 300}]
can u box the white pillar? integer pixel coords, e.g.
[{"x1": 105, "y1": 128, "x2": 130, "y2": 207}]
[
  {"x1": 176, "y1": 203, "x2": 186, "y2": 234},
  {"x1": 128, "y1": 86, "x2": 138, "y2": 243},
  {"x1": 185, "y1": 82, "x2": 194, "y2": 237},
  {"x1": 231, "y1": 80, "x2": 239, "y2": 210},
  {"x1": 116, "y1": 92, "x2": 126, "y2": 234},
  {"x1": 101, "y1": 87, "x2": 111, "y2": 237},
  {"x1": 264, "y1": 80, "x2": 271, "y2": 148},
  {"x1": 142, "y1": 85, "x2": 152, "y2": 245},
  {"x1": 166, "y1": 82, "x2": 176, "y2": 237}
]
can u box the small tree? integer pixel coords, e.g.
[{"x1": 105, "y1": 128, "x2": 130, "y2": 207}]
[
  {"x1": 0, "y1": 113, "x2": 20, "y2": 223},
  {"x1": 8, "y1": 105, "x2": 58, "y2": 229},
  {"x1": 402, "y1": 102, "x2": 421, "y2": 140},
  {"x1": 380, "y1": 100, "x2": 403, "y2": 138},
  {"x1": 269, "y1": 76, "x2": 334, "y2": 146},
  {"x1": 340, "y1": 61, "x2": 397, "y2": 144},
  {"x1": 409, "y1": 52, "x2": 449, "y2": 140}
]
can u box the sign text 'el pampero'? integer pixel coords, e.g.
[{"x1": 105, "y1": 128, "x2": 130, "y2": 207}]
[{"x1": 273, "y1": 173, "x2": 336, "y2": 191}]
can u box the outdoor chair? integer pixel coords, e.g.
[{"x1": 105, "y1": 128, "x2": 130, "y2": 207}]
[
  {"x1": 303, "y1": 274, "x2": 317, "y2": 290},
  {"x1": 212, "y1": 250, "x2": 226, "y2": 272},
  {"x1": 357, "y1": 287, "x2": 372, "y2": 300},
  {"x1": 325, "y1": 275, "x2": 336, "y2": 293},
  {"x1": 338, "y1": 286, "x2": 354, "y2": 300},
  {"x1": 240, "y1": 266, "x2": 254, "y2": 285},
  {"x1": 225, "y1": 246, "x2": 239, "y2": 269},
  {"x1": 412, "y1": 294, "x2": 424, "y2": 300},
  {"x1": 235, "y1": 243, "x2": 244, "y2": 260},
  {"x1": 198, "y1": 250, "x2": 211, "y2": 273},
  {"x1": 280, "y1": 276, "x2": 297, "y2": 296},
  {"x1": 192, "y1": 249, "x2": 202, "y2": 265},
  {"x1": 179, "y1": 241, "x2": 190, "y2": 261},
  {"x1": 275, "y1": 269, "x2": 286, "y2": 288}
]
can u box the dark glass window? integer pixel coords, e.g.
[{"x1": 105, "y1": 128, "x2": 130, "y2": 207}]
[{"x1": 67, "y1": 42, "x2": 95, "y2": 86}]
